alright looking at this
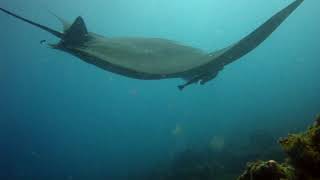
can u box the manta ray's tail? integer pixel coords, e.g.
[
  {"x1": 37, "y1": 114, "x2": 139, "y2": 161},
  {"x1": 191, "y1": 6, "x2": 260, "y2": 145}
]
[
  {"x1": 0, "y1": 7, "x2": 64, "y2": 38},
  {"x1": 0, "y1": 7, "x2": 89, "y2": 46}
]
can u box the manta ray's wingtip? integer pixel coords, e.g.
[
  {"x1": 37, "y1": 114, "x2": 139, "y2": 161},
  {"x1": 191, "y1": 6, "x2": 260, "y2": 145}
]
[{"x1": 0, "y1": 7, "x2": 64, "y2": 38}]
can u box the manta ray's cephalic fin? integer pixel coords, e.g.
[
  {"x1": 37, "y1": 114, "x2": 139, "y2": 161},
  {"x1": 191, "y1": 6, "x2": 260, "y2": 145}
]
[{"x1": 49, "y1": 11, "x2": 71, "y2": 31}]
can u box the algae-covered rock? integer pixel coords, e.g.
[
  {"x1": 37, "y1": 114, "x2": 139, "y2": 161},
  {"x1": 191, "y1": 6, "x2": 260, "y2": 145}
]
[
  {"x1": 279, "y1": 116, "x2": 320, "y2": 178},
  {"x1": 237, "y1": 160, "x2": 295, "y2": 180},
  {"x1": 238, "y1": 115, "x2": 320, "y2": 180}
]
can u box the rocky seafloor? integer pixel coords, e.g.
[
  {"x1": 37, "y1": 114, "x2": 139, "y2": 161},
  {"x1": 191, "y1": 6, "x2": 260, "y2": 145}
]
[
  {"x1": 238, "y1": 115, "x2": 320, "y2": 180},
  {"x1": 141, "y1": 115, "x2": 320, "y2": 180}
]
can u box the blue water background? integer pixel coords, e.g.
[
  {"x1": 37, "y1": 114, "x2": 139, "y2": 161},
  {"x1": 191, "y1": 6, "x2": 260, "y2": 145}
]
[{"x1": 1, "y1": 0, "x2": 319, "y2": 179}]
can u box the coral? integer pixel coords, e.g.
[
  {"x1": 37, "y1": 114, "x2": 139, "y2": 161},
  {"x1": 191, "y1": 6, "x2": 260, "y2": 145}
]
[
  {"x1": 279, "y1": 116, "x2": 320, "y2": 178},
  {"x1": 238, "y1": 115, "x2": 320, "y2": 180},
  {"x1": 237, "y1": 160, "x2": 295, "y2": 180}
]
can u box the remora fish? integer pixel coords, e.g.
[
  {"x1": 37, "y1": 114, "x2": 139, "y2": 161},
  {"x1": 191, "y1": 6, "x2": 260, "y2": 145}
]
[{"x1": 0, "y1": 0, "x2": 304, "y2": 90}]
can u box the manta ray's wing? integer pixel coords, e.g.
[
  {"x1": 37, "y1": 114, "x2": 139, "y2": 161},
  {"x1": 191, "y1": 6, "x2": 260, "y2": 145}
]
[
  {"x1": 178, "y1": 0, "x2": 304, "y2": 90},
  {"x1": 0, "y1": 7, "x2": 64, "y2": 38},
  {"x1": 0, "y1": 7, "x2": 86, "y2": 43},
  {"x1": 214, "y1": 0, "x2": 304, "y2": 66}
]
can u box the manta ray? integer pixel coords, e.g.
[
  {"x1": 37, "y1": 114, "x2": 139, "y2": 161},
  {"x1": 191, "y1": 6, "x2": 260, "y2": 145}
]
[{"x1": 0, "y1": 0, "x2": 304, "y2": 90}]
